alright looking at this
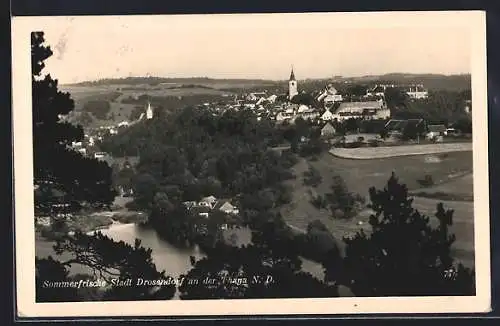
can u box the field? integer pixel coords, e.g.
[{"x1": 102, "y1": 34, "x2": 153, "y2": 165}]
[
  {"x1": 60, "y1": 83, "x2": 245, "y2": 128},
  {"x1": 281, "y1": 150, "x2": 475, "y2": 268},
  {"x1": 60, "y1": 79, "x2": 284, "y2": 129},
  {"x1": 409, "y1": 173, "x2": 474, "y2": 201}
]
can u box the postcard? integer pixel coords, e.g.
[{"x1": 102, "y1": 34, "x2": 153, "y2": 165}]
[{"x1": 12, "y1": 11, "x2": 490, "y2": 318}]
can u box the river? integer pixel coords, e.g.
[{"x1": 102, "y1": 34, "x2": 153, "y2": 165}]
[{"x1": 35, "y1": 222, "x2": 326, "y2": 297}]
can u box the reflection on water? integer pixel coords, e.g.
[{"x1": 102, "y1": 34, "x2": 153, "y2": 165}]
[
  {"x1": 95, "y1": 223, "x2": 206, "y2": 279},
  {"x1": 36, "y1": 222, "x2": 326, "y2": 297}
]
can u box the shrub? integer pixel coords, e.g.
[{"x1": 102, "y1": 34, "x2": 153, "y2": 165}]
[
  {"x1": 310, "y1": 194, "x2": 328, "y2": 209},
  {"x1": 417, "y1": 174, "x2": 435, "y2": 187},
  {"x1": 332, "y1": 208, "x2": 345, "y2": 219},
  {"x1": 303, "y1": 165, "x2": 322, "y2": 188}
]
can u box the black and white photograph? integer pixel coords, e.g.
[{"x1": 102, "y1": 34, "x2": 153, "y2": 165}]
[{"x1": 13, "y1": 11, "x2": 490, "y2": 317}]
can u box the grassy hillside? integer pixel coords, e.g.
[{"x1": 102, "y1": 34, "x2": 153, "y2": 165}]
[{"x1": 281, "y1": 151, "x2": 474, "y2": 267}]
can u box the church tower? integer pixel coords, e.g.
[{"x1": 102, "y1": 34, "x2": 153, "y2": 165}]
[{"x1": 288, "y1": 66, "x2": 298, "y2": 100}]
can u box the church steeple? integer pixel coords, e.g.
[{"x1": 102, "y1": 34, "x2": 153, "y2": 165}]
[{"x1": 288, "y1": 65, "x2": 298, "y2": 99}]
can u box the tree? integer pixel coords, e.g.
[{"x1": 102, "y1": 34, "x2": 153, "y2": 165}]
[
  {"x1": 36, "y1": 232, "x2": 176, "y2": 301},
  {"x1": 324, "y1": 175, "x2": 365, "y2": 219},
  {"x1": 343, "y1": 118, "x2": 359, "y2": 133},
  {"x1": 32, "y1": 32, "x2": 175, "y2": 303},
  {"x1": 451, "y1": 117, "x2": 472, "y2": 134},
  {"x1": 35, "y1": 256, "x2": 81, "y2": 302},
  {"x1": 303, "y1": 165, "x2": 322, "y2": 187},
  {"x1": 339, "y1": 173, "x2": 475, "y2": 296},
  {"x1": 32, "y1": 31, "x2": 116, "y2": 217},
  {"x1": 384, "y1": 87, "x2": 409, "y2": 109},
  {"x1": 178, "y1": 218, "x2": 339, "y2": 299},
  {"x1": 379, "y1": 127, "x2": 389, "y2": 140},
  {"x1": 290, "y1": 93, "x2": 319, "y2": 107}
]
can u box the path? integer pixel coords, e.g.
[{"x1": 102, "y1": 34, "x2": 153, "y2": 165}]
[{"x1": 330, "y1": 142, "x2": 472, "y2": 159}]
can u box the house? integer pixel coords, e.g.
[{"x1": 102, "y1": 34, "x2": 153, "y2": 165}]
[
  {"x1": 200, "y1": 196, "x2": 218, "y2": 209},
  {"x1": 426, "y1": 124, "x2": 447, "y2": 139},
  {"x1": 256, "y1": 97, "x2": 268, "y2": 106},
  {"x1": 191, "y1": 205, "x2": 211, "y2": 218},
  {"x1": 385, "y1": 119, "x2": 425, "y2": 133},
  {"x1": 276, "y1": 111, "x2": 294, "y2": 122},
  {"x1": 247, "y1": 92, "x2": 267, "y2": 101},
  {"x1": 297, "y1": 108, "x2": 319, "y2": 121},
  {"x1": 77, "y1": 148, "x2": 87, "y2": 156},
  {"x1": 317, "y1": 84, "x2": 343, "y2": 107},
  {"x1": 321, "y1": 109, "x2": 335, "y2": 121},
  {"x1": 333, "y1": 100, "x2": 390, "y2": 121},
  {"x1": 94, "y1": 152, "x2": 107, "y2": 160},
  {"x1": 267, "y1": 94, "x2": 277, "y2": 103},
  {"x1": 321, "y1": 122, "x2": 337, "y2": 138},
  {"x1": 297, "y1": 104, "x2": 310, "y2": 113},
  {"x1": 365, "y1": 85, "x2": 387, "y2": 97},
  {"x1": 214, "y1": 200, "x2": 239, "y2": 215},
  {"x1": 405, "y1": 84, "x2": 429, "y2": 99},
  {"x1": 182, "y1": 201, "x2": 198, "y2": 210}
]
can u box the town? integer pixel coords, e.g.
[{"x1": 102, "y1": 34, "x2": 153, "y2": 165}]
[
  {"x1": 32, "y1": 27, "x2": 475, "y2": 303},
  {"x1": 68, "y1": 68, "x2": 472, "y2": 166}
]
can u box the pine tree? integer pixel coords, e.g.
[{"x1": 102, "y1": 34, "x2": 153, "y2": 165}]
[
  {"x1": 32, "y1": 31, "x2": 116, "y2": 217},
  {"x1": 340, "y1": 173, "x2": 475, "y2": 296}
]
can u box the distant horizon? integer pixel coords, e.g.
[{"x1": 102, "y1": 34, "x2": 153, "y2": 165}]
[{"x1": 60, "y1": 72, "x2": 472, "y2": 86}]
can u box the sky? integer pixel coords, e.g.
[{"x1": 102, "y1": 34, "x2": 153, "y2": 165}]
[{"x1": 27, "y1": 12, "x2": 473, "y2": 84}]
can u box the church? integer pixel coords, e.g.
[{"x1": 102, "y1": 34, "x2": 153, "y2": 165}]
[{"x1": 288, "y1": 66, "x2": 298, "y2": 100}]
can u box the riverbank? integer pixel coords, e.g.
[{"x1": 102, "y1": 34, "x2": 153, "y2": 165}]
[
  {"x1": 36, "y1": 210, "x2": 148, "y2": 240},
  {"x1": 329, "y1": 142, "x2": 472, "y2": 159}
]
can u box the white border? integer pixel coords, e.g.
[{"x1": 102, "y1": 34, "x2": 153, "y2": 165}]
[{"x1": 12, "y1": 11, "x2": 491, "y2": 318}]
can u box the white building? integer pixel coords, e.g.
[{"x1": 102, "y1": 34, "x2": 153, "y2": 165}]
[
  {"x1": 297, "y1": 108, "x2": 319, "y2": 121},
  {"x1": 247, "y1": 92, "x2": 267, "y2": 101},
  {"x1": 406, "y1": 84, "x2": 429, "y2": 99},
  {"x1": 366, "y1": 84, "x2": 390, "y2": 97},
  {"x1": 321, "y1": 109, "x2": 335, "y2": 121},
  {"x1": 267, "y1": 94, "x2": 277, "y2": 103},
  {"x1": 146, "y1": 102, "x2": 154, "y2": 120},
  {"x1": 297, "y1": 104, "x2": 309, "y2": 113},
  {"x1": 332, "y1": 100, "x2": 390, "y2": 121},
  {"x1": 317, "y1": 84, "x2": 343, "y2": 107}
]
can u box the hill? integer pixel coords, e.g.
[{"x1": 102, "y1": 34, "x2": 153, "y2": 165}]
[
  {"x1": 64, "y1": 73, "x2": 471, "y2": 92},
  {"x1": 346, "y1": 73, "x2": 471, "y2": 92}
]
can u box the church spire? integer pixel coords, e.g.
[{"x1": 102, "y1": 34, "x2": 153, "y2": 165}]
[{"x1": 289, "y1": 65, "x2": 296, "y2": 81}]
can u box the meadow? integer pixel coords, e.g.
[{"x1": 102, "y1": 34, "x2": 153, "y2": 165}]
[
  {"x1": 60, "y1": 83, "x2": 246, "y2": 128},
  {"x1": 280, "y1": 150, "x2": 475, "y2": 268}
]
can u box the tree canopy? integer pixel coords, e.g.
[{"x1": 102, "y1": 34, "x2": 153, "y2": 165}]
[
  {"x1": 32, "y1": 31, "x2": 116, "y2": 215},
  {"x1": 339, "y1": 173, "x2": 475, "y2": 296}
]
